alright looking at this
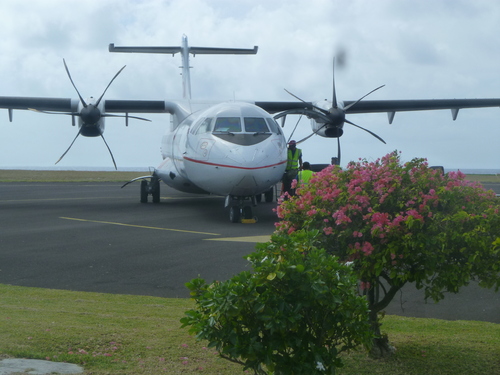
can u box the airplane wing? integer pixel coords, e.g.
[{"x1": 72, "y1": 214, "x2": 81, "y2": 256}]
[
  {"x1": 0, "y1": 96, "x2": 177, "y2": 121},
  {"x1": 343, "y1": 98, "x2": 500, "y2": 116},
  {"x1": 0, "y1": 97, "x2": 75, "y2": 112},
  {"x1": 255, "y1": 98, "x2": 500, "y2": 124},
  {"x1": 343, "y1": 98, "x2": 500, "y2": 123}
]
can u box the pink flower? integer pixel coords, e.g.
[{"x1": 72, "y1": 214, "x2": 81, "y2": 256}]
[
  {"x1": 323, "y1": 227, "x2": 333, "y2": 235},
  {"x1": 362, "y1": 242, "x2": 374, "y2": 256}
]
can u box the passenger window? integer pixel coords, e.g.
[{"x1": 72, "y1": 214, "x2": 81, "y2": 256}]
[
  {"x1": 195, "y1": 117, "x2": 213, "y2": 134},
  {"x1": 244, "y1": 117, "x2": 269, "y2": 133},
  {"x1": 214, "y1": 117, "x2": 241, "y2": 132},
  {"x1": 266, "y1": 118, "x2": 281, "y2": 134}
]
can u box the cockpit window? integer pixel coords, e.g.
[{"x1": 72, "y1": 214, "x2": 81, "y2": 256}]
[
  {"x1": 244, "y1": 117, "x2": 269, "y2": 133},
  {"x1": 195, "y1": 117, "x2": 213, "y2": 134},
  {"x1": 266, "y1": 118, "x2": 281, "y2": 135},
  {"x1": 214, "y1": 117, "x2": 241, "y2": 132}
]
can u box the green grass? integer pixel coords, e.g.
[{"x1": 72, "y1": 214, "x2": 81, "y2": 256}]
[
  {"x1": 0, "y1": 170, "x2": 147, "y2": 182},
  {"x1": 1, "y1": 169, "x2": 499, "y2": 183},
  {"x1": 1, "y1": 284, "x2": 499, "y2": 375},
  {"x1": 464, "y1": 174, "x2": 500, "y2": 183}
]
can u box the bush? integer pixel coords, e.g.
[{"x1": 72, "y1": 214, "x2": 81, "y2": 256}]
[
  {"x1": 275, "y1": 151, "x2": 500, "y2": 356},
  {"x1": 181, "y1": 230, "x2": 373, "y2": 374}
]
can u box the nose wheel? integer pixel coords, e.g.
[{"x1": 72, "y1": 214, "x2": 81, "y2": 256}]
[
  {"x1": 229, "y1": 205, "x2": 255, "y2": 223},
  {"x1": 227, "y1": 195, "x2": 257, "y2": 223},
  {"x1": 229, "y1": 206, "x2": 241, "y2": 223}
]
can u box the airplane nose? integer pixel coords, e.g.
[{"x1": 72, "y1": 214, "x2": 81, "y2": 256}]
[{"x1": 184, "y1": 142, "x2": 286, "y2": 196}]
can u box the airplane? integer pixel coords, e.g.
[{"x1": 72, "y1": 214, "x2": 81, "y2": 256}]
[{"x1": 1, "y1": 35, "x2": 500, "y2": 223}]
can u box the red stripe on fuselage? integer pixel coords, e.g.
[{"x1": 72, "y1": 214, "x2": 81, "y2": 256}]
[{"x1": 184, "y1": 156, "x2": 286, "y2": 170}]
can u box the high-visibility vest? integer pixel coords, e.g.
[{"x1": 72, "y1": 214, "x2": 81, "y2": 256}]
[
  {"x1": 298, "y1": 169, "x2": 314, "y2": 185},
  {"x1": 286, "y1": 148, "x2": 302, "y2": 170}
]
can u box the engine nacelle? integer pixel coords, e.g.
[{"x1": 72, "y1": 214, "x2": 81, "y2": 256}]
[
  {"x1": 77, "y1": 98, "x2": 105, "y2": 137},
  {"x1": 324, "y1": 127, "x2": 344, "y2": 138}
]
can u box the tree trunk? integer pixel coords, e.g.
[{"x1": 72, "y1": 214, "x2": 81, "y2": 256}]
[{"x1": 366, "y1": 282, "x2": 397, "y2": 358}]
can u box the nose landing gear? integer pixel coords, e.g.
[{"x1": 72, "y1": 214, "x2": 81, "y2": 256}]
[{"x1": 226, "y1": 195, "x2": 257, "y2": 223}]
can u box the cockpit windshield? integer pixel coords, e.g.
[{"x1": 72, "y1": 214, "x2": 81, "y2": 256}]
[
  {"x1": 244, "y1": 117, "x2": 269, "y2": 133},
  {"x1": 214, "y1": 117, "x2": 241, "y2": 133}
]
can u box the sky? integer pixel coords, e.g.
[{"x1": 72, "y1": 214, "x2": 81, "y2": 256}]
[{"x1": 0, "y1": 0, "x2": 499, "y2": 171}]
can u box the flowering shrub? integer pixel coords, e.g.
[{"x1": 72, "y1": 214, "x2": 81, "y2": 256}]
[
  {"x1": 276, "y1": 151, "x2": 500, "y2": 356},
  {"x1": 181, "y1": 230, "x2": 373, "y2": 374}
]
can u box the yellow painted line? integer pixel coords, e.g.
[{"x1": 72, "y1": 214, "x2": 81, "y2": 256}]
[
  {"x1": 206, "y1": 235, "x2": 272, "y2": 243},
  {"x1": 60, "y1": 217, "x2": 220, "y2": 236}
]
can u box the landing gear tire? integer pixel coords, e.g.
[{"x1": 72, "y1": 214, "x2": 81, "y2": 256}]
[
  {"x1": 229, "y1": 206, "x2": 241, "y2": 223},
  {"x1": 264, "y1": 188, "x2": 274, "y2": 203},
  {"x1": 140, "y1": 180, "x2": 148, "y2": 203},
  {"x1": 152, "y1": 179, "x2": 160, "y2": 203}
]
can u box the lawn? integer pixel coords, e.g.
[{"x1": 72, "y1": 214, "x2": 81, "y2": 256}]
[
  {"x1": 0, "y1": 170, "x2": 146, "y2": 182},
  {"x1": 0, "y1": 170, "x2": 498, "y2": 183},
  {"x1": 1, "y1": 284, "x2": 499, "y2": 374}
]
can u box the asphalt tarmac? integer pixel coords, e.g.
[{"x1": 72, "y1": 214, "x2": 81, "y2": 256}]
[{"x1": 1, "y1": 181, "x2": 499, "y2": 324}]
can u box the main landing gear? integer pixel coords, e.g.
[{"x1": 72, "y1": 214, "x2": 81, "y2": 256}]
[
  {"x1": 140, "y1": 175, "x2": 161, "y2": 203},
  {"x1": 226, "y1": 195, "x2": 257, "y2": 223},
  {"x1": 120, "y1": 170, "x2": 162, "y2": 203}
]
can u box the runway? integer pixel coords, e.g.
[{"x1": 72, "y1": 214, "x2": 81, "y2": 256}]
[{"x1": 0, "y1": 181, "x2": 499, "y2": 323}]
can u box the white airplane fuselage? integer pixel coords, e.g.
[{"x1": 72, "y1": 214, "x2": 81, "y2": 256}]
[{"x1": 156, "y1": 101, "x2": 287, "y2": 197}]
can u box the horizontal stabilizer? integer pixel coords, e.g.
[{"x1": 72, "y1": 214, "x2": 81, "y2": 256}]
[
  {"x1": 109, "y1": 45, "x2": 182, "y2": 54},
  {"x1": 189, "y1": 46, "x2": 258, "y2": 55},
  {"x1": 109, "y1": 35, "x2": 258, "y2": 99},
  {"x1": 109, "y1": 44, "x2": 258, "y2": 55}
]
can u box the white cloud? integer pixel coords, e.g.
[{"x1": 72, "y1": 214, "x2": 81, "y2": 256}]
[{"x1": 0, "y1": 0, "x2": 499, "y2": 171}]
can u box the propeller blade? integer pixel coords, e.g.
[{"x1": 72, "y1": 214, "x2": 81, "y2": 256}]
[
  {"x1": 295, "y1": 131, "x2": 317, "y2": 144},
  {"x1": 63, "y1": 59, "x2": 87, "y2": 107},
  {"x1": 287, "y1": 115, "x2": 303, "y2": 143},
  {"x1": 345, "y1": 119, "x2": 386, "y2": 144},
  {"x1": 55, "y1": 128, "x2": 82, "y2": 165},
  {"x1": 337, "y1": 137, "x2": 341, "y2": 165},
  {"x1": 103, "y1": 114, "x2": 152, "y2": 122},
  {"x1": 332, "y1": 57, "x2": 337, "y2": 108},
  {"x1": 95, "y1": 65, "x2": 126, "y2": 107},
  {"x1": 100, "y1": 134, "x2": 117, "y2": 170},
  {"x1": 284, "y1": 88, "x2": 308, "y2": 103},
  {"x1": 343, "y1": 85, "x2": 385, "y2": 111},
  {"x1": 295, "y1": 123, "x2": 327, "y2": 144},
  {"x1": 284, "y1": 88, "x2": 329, "y2": 116}
]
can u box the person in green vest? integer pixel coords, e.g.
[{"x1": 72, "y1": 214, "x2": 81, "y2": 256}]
[
  {"x1": 298, "y1": 161, "x2": 314, "y2": 187},
  {"x1": 282, "y1": 140, "x2": 302, "y2": 196}
]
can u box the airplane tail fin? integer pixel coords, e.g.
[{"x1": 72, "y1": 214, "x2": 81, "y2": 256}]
[{"x1": 109, "y1": 35, "x2": 258, "y2": 99}]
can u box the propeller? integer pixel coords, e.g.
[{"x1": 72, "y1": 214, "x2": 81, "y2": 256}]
[
  {"x1": 277, "y1": 57, "x2": 387, "y2": 164},
  {"x1": 33, "y1": 59, "x2": 151, "y2": 169}
]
